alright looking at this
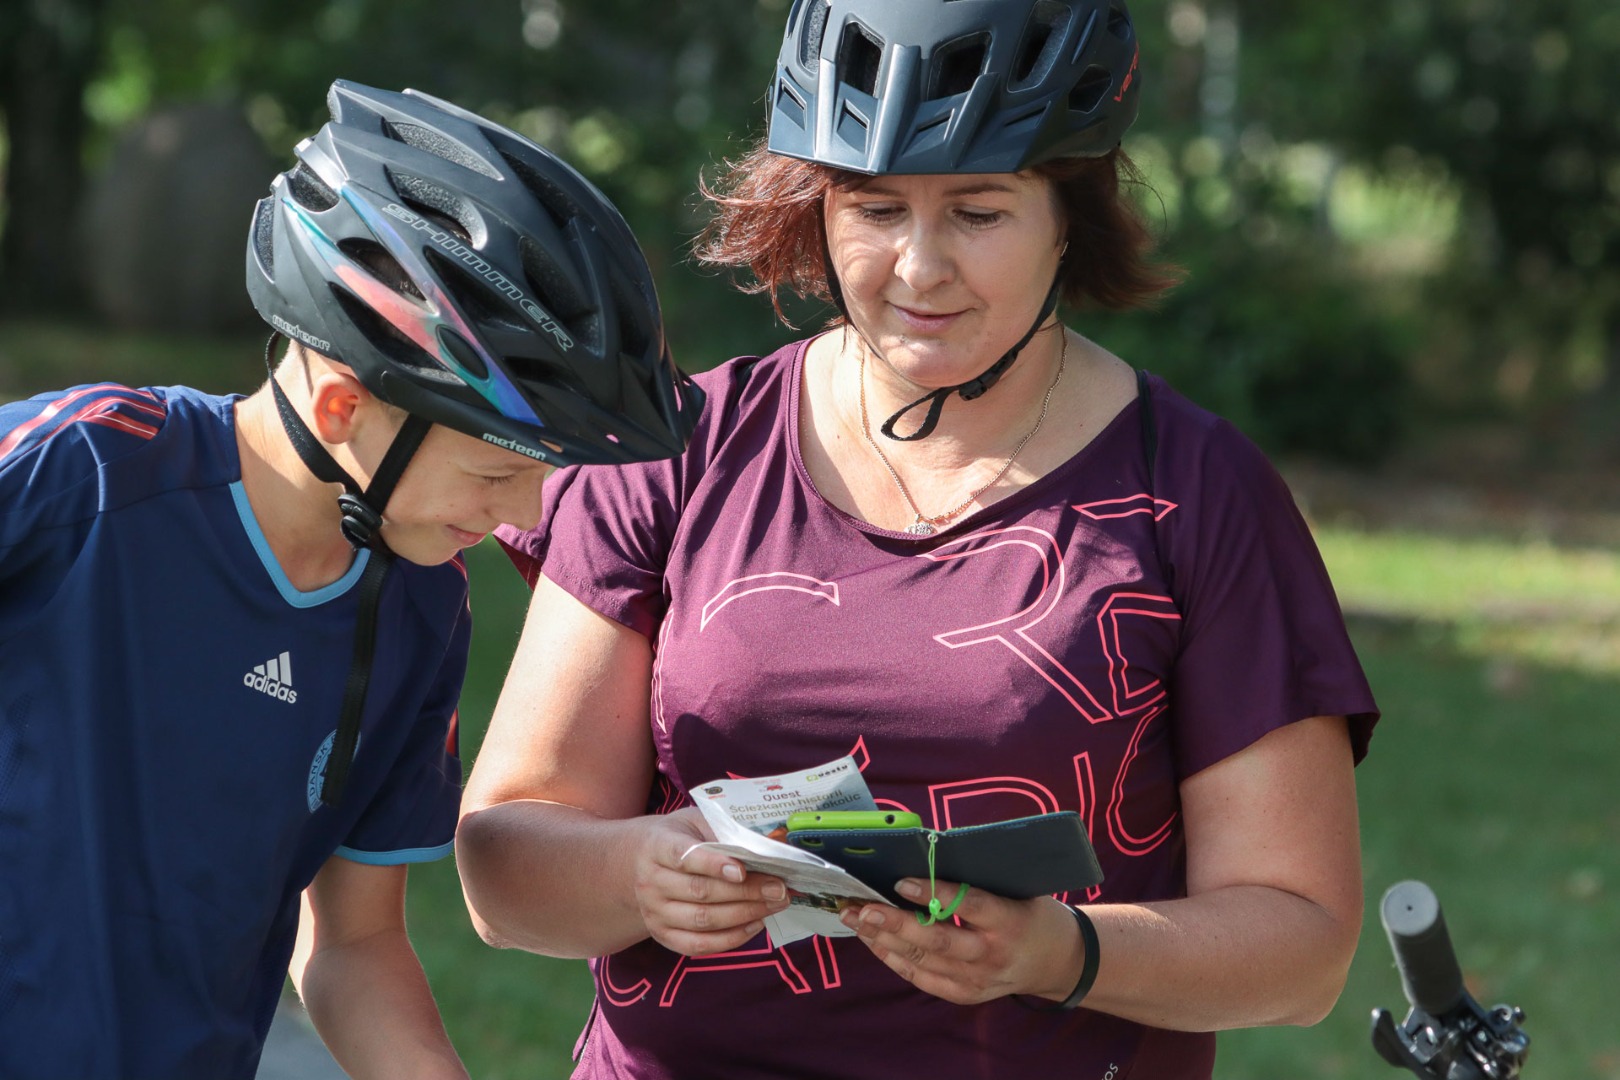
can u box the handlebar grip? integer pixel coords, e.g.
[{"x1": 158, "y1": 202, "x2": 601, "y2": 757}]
[{"x1": 1380, "y1": 880, "x2": 1467, "y2": 1016}]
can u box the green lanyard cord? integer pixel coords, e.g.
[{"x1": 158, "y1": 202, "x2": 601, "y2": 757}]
[{"x1": 915, "y1": 831, "x2": 967, "y2": 926}]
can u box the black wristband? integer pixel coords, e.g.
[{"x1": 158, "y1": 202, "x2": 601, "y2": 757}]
[{"x1": 1017, "y1": 904, "x2": 1100, "y2": 1011}]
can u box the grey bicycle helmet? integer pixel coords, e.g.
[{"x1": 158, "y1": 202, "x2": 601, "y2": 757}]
[
  {"x1": 767, "y1": 0, "x2": 1140, "y2": 175},
  {"x1": 247, "y1": 79, "x2": 702, "y2": 468}
]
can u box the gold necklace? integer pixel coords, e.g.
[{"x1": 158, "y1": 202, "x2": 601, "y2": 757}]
[{"x1": 857, "y1": 330, "x2": 1066, "y2": 536}]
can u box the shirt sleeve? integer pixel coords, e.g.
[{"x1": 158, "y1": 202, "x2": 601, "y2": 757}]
[
  {"x1": 494, "y1": 357, "x2": 750, "y2": 638},
  {"x1": 495, "y1": 456, "x2": 684, "y2": 640},
  {"x1": 335, "y1": 594, "x2": 470, "y2": 864},
  {"x1": 1158, "y1": 407, "x2": 1379, "y2": 778},
  {"x1": 0, "y1": 386, "x2": 166, "y2": 641}
]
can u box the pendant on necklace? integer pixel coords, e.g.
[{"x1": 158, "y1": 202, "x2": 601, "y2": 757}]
[{"x1": 905, "y1": 520, "x2": 936, "y2": 536}]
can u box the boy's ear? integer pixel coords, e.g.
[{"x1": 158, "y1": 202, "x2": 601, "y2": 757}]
[{"x1": 308, "y1": 369, "x2": 370, "y2": 445}]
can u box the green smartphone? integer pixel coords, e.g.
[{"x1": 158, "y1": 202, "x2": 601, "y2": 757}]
[{"x1": 785, "y1": 809, "x2": 922, "y2": 832}]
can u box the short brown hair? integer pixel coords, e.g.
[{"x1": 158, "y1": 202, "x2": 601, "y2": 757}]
[{"x1": 694, "y1": 138, "x2": 1178, "y2": 326}]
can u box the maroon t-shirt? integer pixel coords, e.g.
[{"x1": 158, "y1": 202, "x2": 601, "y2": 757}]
[{"x1": 498, "y1": 338, "x2": 1378, "y2": 1080}]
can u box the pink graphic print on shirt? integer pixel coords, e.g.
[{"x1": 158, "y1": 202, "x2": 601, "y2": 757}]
[{"x1": 620, "y1": 501, "x2": 1182, "y2": 1006}]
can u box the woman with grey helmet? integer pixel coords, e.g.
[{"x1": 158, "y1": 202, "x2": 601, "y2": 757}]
[
  {"x1": 0, "y1": 80, "x2": 698, "y2": 1080},
  {"x1": 460, "y1": 2, "x2": 1377, "y2": 1076}
]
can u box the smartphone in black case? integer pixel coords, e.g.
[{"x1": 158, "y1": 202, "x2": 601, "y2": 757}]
[{"x1": 785, "y1": 811, "x2": 1103, "y2": 909}]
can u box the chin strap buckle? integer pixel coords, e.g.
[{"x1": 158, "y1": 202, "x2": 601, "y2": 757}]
[{"x1": 336, "y1": 493, "x2": 386, "y2": 549}]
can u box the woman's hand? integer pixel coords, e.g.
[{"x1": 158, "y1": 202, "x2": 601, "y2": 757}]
[
  {"x1": 631, "y1": 807, "x2": 793, "y2": 957},
  {"x1": 839, "y1": 880, "x2": 1084, "y2": 1005}
]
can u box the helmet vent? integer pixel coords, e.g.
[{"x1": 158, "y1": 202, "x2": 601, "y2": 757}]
[
  {"x1": 252, "y1": 197, "x2": 277, "y2": 276},
  {"x1": 339, "y1": 238, "x2": 425, "y2": 301},
  {"x1": 520, "y1": 236, "x2": 593, "y2": 327},
  {"x1": 289, "y1": 163, "x2": 339, "y2": 212},
  {"x1": 331, "y1": 284, "x2": 433, "y2": 371},
  {"x1": 836, "y1": 102, "x2": 870, "y2": 151},
  {"x1": 774, "y1": 80, "x2": 808, "y2": 130},
  {"x1": 1106, "y1": 5, "x2": 1132, "y2": 40},
  {"x1": 401, "y1": 197, "x2": 475, "y2": 246},
  {"x1": 999, "y1": 103, "x2": 1046, "y2": 138},
  {"x1": 838, "y1": 22, "x2": 884, "y2": 97},
  {"x1": 497, "y1": 150, "x2": 580, "y2": 236},
  {"x1": 389, "y1": 170, "x2": 487, "y2": 246},
  {"x1": 930, "y1": 34, "x2": 989, "y2": 100},
  {"x1": 605, "y1": 270, "x2": 651, "y2": 364},
  {"x1": 799, "y1": 0, "x2": 831, "y2": 67},
  {"x1": 1069, "y1": 65, "x2": 1113, "y2": 113},
  {"x1": 438, "y1": 328, "x2": 489, "y2": 381},
  {"x1": 423, "y1": 247, "x2": 529, "y2": 331},
  {"x1": 382, "y1": 119, "x2": 501, "y2": 179},
  {"x1": 1012, "y1": 2, "x2": 1070, "y2": 88}
]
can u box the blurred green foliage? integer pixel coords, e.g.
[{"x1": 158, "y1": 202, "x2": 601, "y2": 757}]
[
  {"x1": 2, "y1": 0, "x2": 1617, "y2": 464},
  {"x1": 1232, "y1": 0, "x2": 1620, "y2": 451}
]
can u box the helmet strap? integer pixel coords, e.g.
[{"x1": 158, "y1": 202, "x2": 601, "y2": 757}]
[
  {"x1": 823, "y1": 215, "x2": 1064, "y2": 442},
  {"x1": 877, "y1": 276, "x2": 1063, "y2": 442},
  {"x1": 261, "y1": 332, "x2": 433, "y2": 804},
  {"x1": 263, "y1": 333, "x2": 432, "y2": 545},
  {"x1": 821, "y1": 225, "x2": 852, "y2": 325}
]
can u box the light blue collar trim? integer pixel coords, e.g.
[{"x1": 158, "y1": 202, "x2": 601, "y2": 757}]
[
  {"x1": 229, "y1": 480, "x2": 370, "y2": 607},
  {"x1": 334, "y1": 840, "x2": 455, "y2": 866}
]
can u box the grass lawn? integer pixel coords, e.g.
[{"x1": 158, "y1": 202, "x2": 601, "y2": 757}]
[{"x1": 5, "y1": 321, "x2": 1613, "y2": 1077}]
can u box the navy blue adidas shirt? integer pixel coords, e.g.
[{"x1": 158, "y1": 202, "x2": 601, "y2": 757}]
[{"x1": 0, "y1": 384, "x2": 468, "y2": 1079}]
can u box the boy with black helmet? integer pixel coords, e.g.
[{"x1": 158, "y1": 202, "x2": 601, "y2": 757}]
[{"x1": 0, "y1": 81, "x2": 700, "y2": 1078}]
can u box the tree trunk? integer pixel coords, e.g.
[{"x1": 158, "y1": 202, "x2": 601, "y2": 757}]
[{"x1": 0, "y1": 0, "x2": 106, "y2": 317}]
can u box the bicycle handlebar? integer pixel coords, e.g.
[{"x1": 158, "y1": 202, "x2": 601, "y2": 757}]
[
  {"x1": 1369, "y1": 880, "x2": 1530, "y2": 1080},
  {"x1": 1382, "y1": 880, "x2": 1468, "y2": 1017}
]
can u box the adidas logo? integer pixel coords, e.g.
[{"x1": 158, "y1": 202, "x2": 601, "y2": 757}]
[{"x1": 244, "y1": 650, "x2": 299, "y2": 704}]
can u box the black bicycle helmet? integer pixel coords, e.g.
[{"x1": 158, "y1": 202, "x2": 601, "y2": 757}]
[
  {"x1": 767, "y1": 0, "x2": 1140, "y2": 175},
  {"x1": 247, "y1": 79, "x2": 702, "y2": 468},
  {"x1": 245, "y1": 82, "x2": 705, "y2": 809}
]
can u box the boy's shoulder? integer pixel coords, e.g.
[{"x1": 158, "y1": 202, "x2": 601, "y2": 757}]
[
  {"x1": 1, "y1": 383, "x2": 238, "y2": 513},
  {"x1": 2, "y1": 382, "x2": 169, "y2": 456}
]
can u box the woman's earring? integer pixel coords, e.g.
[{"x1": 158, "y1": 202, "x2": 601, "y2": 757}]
[{"x1": 1058, "y1": 241, "x2": 1070, "y2": 262}]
